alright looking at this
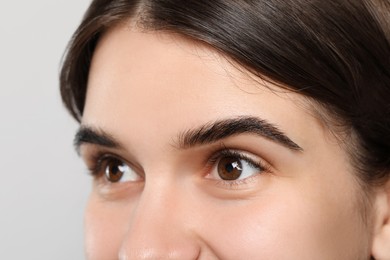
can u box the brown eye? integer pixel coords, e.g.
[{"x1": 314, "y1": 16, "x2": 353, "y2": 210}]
[
  {"x1": 104, "y1": 158, "x2": 135, "y2": 183},
  {"x1": 217, "y1": 156, "x2": 243, "y2": 180}
]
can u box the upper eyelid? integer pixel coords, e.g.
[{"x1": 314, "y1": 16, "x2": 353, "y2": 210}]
[
  {"x1": 209, "y1": 149, "x2": 266, "y2": 166},
  {"x1": 81, "y1": 143, "x2": 142, "y2": 167}
]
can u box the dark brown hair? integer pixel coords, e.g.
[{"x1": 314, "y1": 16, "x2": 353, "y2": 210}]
[{"x1": 60, "y1": 0, "x2": 390, "y2": 185}]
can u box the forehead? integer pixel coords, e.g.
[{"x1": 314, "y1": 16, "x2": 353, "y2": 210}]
[{"x1": 83, "y1": 24, "x2": 329, "y2": 153}]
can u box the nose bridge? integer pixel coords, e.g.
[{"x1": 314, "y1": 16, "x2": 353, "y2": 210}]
[{"x1": 119, "y1": 175, "x2": 200, "y2": 260}]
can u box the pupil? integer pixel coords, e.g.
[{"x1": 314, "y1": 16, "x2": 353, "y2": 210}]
[
  {"x1": 225, "y1": 163, "x2": 234, "y2": 173},
  {"x1": 111, "y1": 165, "x2": 119, "y2": 175}
]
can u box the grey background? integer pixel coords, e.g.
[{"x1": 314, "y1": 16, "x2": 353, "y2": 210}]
[{"x1": 0, "y1": 0, "x2": 91, "y2": 259}]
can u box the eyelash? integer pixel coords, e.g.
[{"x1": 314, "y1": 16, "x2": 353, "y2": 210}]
[
  {"x1": 85, "y1": 148, "x2": 271, "y2": 188},
  {"x1": 87, "y1": 151, "x2": 123, "y2": 177}
]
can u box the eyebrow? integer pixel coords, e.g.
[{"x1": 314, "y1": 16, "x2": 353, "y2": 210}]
[
  {"x1": 74, "y1": 126, "x2": 121, "y2": 153},
  {"x1": 74, "y1": 116, "x2": 302, "y2": 153},
  {"x1": 176, "y1": 116, "x2": 302, "y2": 151}
]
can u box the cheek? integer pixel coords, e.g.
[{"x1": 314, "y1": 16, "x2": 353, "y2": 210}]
[
  {"x1": 198, "y1": 184, "x2": 366, "y2": 259},
  {"x1": 84, "y1": 194, "x2": 135, "y2": 260}
]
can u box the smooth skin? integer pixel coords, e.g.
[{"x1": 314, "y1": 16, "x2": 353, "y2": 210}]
[{"x1": 79, "y1": 24, "x2": 390, "y2": 259}]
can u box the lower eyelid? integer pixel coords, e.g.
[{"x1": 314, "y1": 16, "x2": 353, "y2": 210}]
[{"x1": 213, "y1": 174, "x2": 261, "y2": 190}]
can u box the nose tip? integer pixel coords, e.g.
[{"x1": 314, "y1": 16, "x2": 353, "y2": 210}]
[{"x1": 118, "y1": 225, "x2": 201, "y2": 260}]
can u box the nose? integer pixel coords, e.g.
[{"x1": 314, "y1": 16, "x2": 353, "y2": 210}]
[{"x1": 118, "y1": 179, "x2": 201, "y2": 260}]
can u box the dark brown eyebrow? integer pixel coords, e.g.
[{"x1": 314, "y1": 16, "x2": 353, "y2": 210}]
[
  {"x1": 176, "y1": 116, "x2": 303, "y2": 151},
  {"x1": 74, "y1": 116, "x2": 302, "y2": 153},
  {"x1": 74, "y1": 126, "x2": 121, "y2": 153}
]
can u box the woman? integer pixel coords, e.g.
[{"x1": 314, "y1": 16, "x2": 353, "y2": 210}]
[{"x1": 60, "y1": 0, "x2": 390, "y2": 259}]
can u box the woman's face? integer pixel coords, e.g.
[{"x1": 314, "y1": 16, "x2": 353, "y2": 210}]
[{"x1": 79, "y1": 25, "x2": 373, "y2": 259}]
